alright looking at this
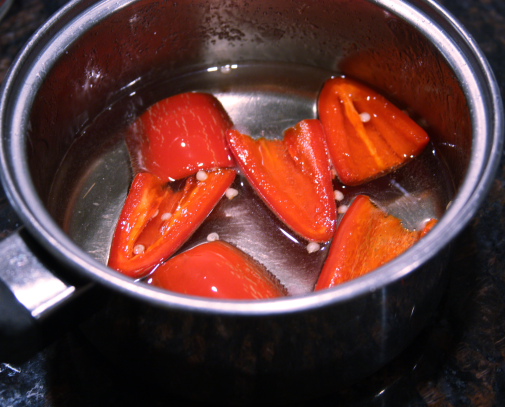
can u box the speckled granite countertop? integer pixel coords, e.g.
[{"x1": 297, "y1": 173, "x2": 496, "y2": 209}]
[{"x1": 0, "y1": 0, "x2": 504, "y2": 405}]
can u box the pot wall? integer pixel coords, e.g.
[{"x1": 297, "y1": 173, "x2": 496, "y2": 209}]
[
  {"x1": 82, "y1": 248, "x2": 451, "y2": 404},
  {"x1": 26, "y1": 0, "x2": 469, "y2": 205},
  {"x1": 0, "y1": 0, "x2": 501, "y2": 403}
]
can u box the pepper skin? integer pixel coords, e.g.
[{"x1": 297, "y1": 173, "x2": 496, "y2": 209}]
[
  {"x1": 150, "y1": 240, "x2": 287, "y2": 300},
  {"x1": 108, "y1": 169, "x2": 236, "y2": 278},
  {"x1": 127, "y1": 92, "x2": 235, "y2": 181},
  {"x1": 227, "y1": 119, "x2": 337, "y2": 243},
  {"x1": 315, "y1": 195, "x2": 437, "y2": 289},
  {"x1": 318, "y1": 77, "x2": 430, "y2": 186}
]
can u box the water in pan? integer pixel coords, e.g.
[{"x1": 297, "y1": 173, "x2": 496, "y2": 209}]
[{"x1": 53, "y1": 62, "x2": 453, "y2": 296}]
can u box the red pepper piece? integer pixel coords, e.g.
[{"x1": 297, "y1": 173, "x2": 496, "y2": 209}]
[
  {"x1": 150, "y1": 240, "x2": 287, "y2": 300},
  {"x1": 108, "y1": 169, "x2": 236, "y2": 278},
  {"x1": 318, "y1": 77, "x2": 430, "y2": 186},
  {"x1": 315, "y1": 195, "x2": 437, "y2": 290},
  {"x1": 128, "y1": 92, "x2": 235, "y2": 181},
  {"x1": 227, "y1": 119, "x2": 337, "y2": 242}
]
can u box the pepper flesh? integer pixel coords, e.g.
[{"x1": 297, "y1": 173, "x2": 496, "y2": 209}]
[
  {"x1": 150, "y1": 240, "x2": 287, "y2": 300},
  {"x1": 227, "y1": 119, "x2": 336, "y2": 242},
  {"x1": 108, "y1": 169, "x2": 236, "y2": 278},
  {"x1": 127, "y1": 92, "x2": 235, "y2": 181},
  {"x1": 318, "y1": 77, "x2": 430, "y2": 186},
  {"x1": 315, "y1": 195, "x2": 437, "y2": 290}
]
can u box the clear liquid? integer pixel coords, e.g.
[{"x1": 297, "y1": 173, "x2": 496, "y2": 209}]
[{"x1": 51, "y1": 62, "x2": 454, "y2": 296}]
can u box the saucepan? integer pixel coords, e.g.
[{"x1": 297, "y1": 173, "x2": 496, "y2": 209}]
[{"x1": 0, "y1": 0, "x2": 502, "y2": 404}]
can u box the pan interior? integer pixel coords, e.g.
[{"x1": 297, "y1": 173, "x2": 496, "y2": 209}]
[
  {"x1": 48, "y1": 61, "x2": 453, "y2": 296},
  {"x1": 4, "y1": 0, "x2": 481, "y2": 302}
]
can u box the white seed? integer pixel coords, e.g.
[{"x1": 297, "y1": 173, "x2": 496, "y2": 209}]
[
  {"x1": 334, "y1": 190, "x2": 344, "y2": 201},
  {"x1": 225, "y1": 188, "x2": 239, "y2": 200},
  {"x1": 306, "y1": 242, "x2": 321, "y2": 254},
  {"x1": 360, "y1": 112, "x2": 371, "y2": 123},
  {"x1": 338, "y1": 204, "x2": 349, "y2": 214},
  {"x1": 220, "y1": 64, "x2": 232, "y2": 74},
  {"x1": 133, "y1": 244, "x2": 145, "y2": 255},
  {"x1": 161, "y1": 212, "x2": 172, "y2": 221},
  {"x1": 196, "y1": 170, "x2": 208, "y2": 181},
  {"x1": 207, "y1": 232, "x2": 220, "y2": 242}
]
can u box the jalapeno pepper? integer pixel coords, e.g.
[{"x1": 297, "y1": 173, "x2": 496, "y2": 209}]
[
  {"x1": 315, "y1": 195, "x2": 437, "y2": 289},
  {"x1": 127, "y1": 92, "x2": 235, "y2": 181},
  {"x1": 227, "y1": 119, "x2": 336, "y2": 242},
  {"x1": 318, "y1": 77, "x2": 430, "y2": 186},
  {"x1": 108, "y1": 169, "x2": 236, "y2": 278},
  {"x1": 150, "y1": 240, "x2": 287, "y2": 299}
]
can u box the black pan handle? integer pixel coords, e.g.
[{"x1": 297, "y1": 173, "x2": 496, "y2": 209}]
[
  {"x1": 0, "y1": 228, "x2": 103, "y2": 363},
  {"x1": 0, "y1": 275, "x2": 39, "y2": 363}
]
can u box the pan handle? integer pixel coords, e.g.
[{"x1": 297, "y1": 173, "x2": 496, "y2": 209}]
[{"x1": 0, "y1": 228, "x2": 102, "y2": 363}]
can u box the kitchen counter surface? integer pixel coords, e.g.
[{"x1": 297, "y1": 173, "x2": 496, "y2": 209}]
[{"x1": 0, "y1": 0, "x2": 504, "y2": 405}]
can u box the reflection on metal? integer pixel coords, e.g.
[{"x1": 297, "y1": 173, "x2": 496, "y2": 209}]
[
  {"x1": 0, "y1": 0, "x2": 12, "y2": 22},
  {"x1": 0, "y1": 232, "x2": 75, "y2": 318},
  {"x1": 64, "y1": 140, "x2": 131, "y2": 265}
]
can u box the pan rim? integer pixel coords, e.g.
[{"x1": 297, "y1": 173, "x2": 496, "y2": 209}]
[{"x1": 0, "y1": 0, "x2": 502, "y2": 316}]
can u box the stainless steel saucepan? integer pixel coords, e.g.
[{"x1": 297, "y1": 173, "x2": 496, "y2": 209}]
[{"x1": 0, "y1": 0, "x2": 502, "y2": 404}]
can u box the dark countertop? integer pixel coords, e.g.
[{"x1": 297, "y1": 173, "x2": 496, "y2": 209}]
[{"x1": 0, "y1": 0, "x2": 504, "y2": 406}]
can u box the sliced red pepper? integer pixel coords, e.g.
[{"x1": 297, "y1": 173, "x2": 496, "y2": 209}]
[
  {"x1": 315, "y1": 195, "x2": 437, "y2": 290},
  {"x1": 127, "y1": 92, "x2": 235, "y2": 181},
  {"x1": 318, "y1": 77, "x2": 430, "y2": 186},
  {"x1": 227, "y1": 119, "x2": 337, "y2": 242},
  {"x1": 150, "y1": 241, "x2": 287, "y2": 300},
  {"x1": 108, "y1": 169, "x2": 236, "y2": 278}
]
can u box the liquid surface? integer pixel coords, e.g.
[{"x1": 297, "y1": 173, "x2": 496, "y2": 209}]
[{"x1": 51, "y1": 62, "x2": 453, "y2": 296}]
